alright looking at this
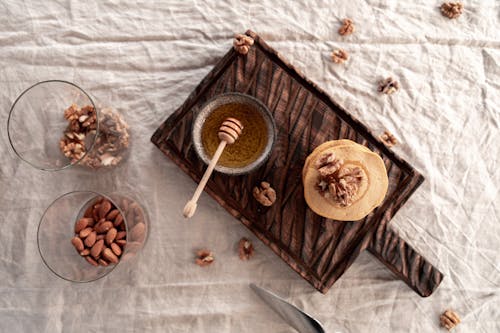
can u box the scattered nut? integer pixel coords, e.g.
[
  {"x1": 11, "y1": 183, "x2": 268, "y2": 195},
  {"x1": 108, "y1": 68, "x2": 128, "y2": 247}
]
[
  {"x1": 252, "y1": 181, "x2": 277, "y2": 207},
  {"x1": 331, "y1": 49, "x2": 349, "y2": 64},
  {"x1": 195, "y1": 249, "x2": 214, "y2": 267},
  {"x1": 440, "y1": 2, "x2": 463, "y2": 19},
  {"x1": 238, "y1": 238, "x2": 254, "y2": 261},
  {"x1": 378, "y1": 77, "x2": 399, "y2": 95},
  {"x1": 338, "y1": 18, "x2": 355, "y2": 36},
  {"x1": 233, "y1": 33, "x2": 254, "y2": 55},
  {"x1": 440, "y1": 310, "x2": 460, "y2": 330},
  {"x1": 379, "y1": 130, "x2": 398, "y2": 147}
]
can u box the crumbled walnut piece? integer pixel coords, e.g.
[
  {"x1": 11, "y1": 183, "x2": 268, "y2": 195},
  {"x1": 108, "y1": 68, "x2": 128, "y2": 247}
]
[
  {"x1": 378, "y1": 77, "x2": 399, "y2": 95},
  {"x1": 440, "y1": 310, "x2": 460, "y2": 331},
  {"x1": 233, "y1": 34, "x2": 254, "y2": 55},
  {"x1": 331, "y1": 49, "x2": 349, "y2": 64},
  {"x1": 314, "y1": 152, "x2": 364, "y2": 207},
  {"x1": 440, "y1": 2, "x2": 463, "y2": 19},
  {"x1": 338, "y1": 19, "x2": 355, "y2": 36},
  {"x1": 252, "y1": 182, "x2": 276, "y2": 206},
  {"x1": 379, "y1": 130, "x2": 398, "y2": 147},
  {"x1": 195, "y1": 249, "x2": 214, "y2": 267},
  {"x1": 238, "y1": 238, "x2": 254, "y2": 261}
]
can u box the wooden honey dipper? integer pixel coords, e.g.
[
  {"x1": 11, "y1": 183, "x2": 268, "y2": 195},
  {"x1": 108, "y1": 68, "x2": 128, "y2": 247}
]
[{"x1": 183, "y1": 117, "x2": 243, "y2": 218}]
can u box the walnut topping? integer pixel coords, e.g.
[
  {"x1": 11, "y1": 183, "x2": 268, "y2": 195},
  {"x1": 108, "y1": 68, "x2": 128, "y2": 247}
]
[
  {"x1": 379, "y1": 130, "x2": 398, "y2": 147},
  {"x1": 238, "y1": 238, "x2": 254, "y2": 260},
  {"x1": 315, "y1": 152, "x2": 364, "y2": 207},
  {"x1": 440, "y1": 310, "x2": 461, "y2": 331},
  {"x1": 440, "y1": 2, "x2": 463, "y2": 19},
  {"x1": 252, "y1": 182, "x2": 276, "y2": 206},
  {"x1": 338, "y1": 19, "x2": 355, "y2": 36},
  {"x1": 233, "y1": 34, "x2": 254, "y2": 55},
  {"x1": 378, "y1": 77, "x2": 399, "y2": 95},
  {"x1": 195, "y1": 249, "x2": 214, "y2": 267},
  {"x1": 331, "y1": 49, "x2": 349, "y2": 64}
]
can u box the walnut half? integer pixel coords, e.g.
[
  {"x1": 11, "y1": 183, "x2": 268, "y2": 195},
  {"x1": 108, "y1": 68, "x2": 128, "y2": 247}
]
[
  {"x1": 233, "y1": 34, "x2": 254, "y2": 55},
  {"x1": 253, "y1": 182, "x2": 276, "y2": 207},
  {"x1": 440, "y1": 2, "x2": 463, "y2": 19},
  {"x1": 338, "y1": 19, "x2": 355, "y2": 36},
  {"x1": 314, "y1": 152, "x2": 364, "y2": 207},
  {"x1": 440, "y1": 310, "x2": 460, "y2": 331},
  {"x1": 195, "y1": 249, "x2": 214, "y2": 267},
  {"x1": 331, "y1": 49, "x2": 349, "y2": 64}
]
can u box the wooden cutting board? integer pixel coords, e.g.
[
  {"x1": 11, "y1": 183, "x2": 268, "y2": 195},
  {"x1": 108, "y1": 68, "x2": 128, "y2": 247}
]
[{"x1": 151, "y1": 30, "x2": 443, "y2": 297}]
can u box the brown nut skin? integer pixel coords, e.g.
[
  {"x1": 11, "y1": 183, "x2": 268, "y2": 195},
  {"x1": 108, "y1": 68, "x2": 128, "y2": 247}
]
[
  {"x1": 98, "y1": 258, "x2": 109, "y2": 267},
  {"x1": 75, "y1": 218, "x2": 92, "y2": 233},
  {"x1": 90, "y1": 239, "x2": 104, "y2": 259},
  {"x1": 105, "y1": 228, "x2": 117, "y2": 245},
  {"x1": 95, "y1": 221, "x2": 113, "y2": 234},
  {"x1": 116, "y1": 231, "x2": 126, "y2": 240},
  {"x1": 106, "y1": 209, "x2": 120, "y2": 220},
  {"x1": 79, "y1": 227, "x2": 93, "y2": 238},
  {"x1": 71, "y1": 237, "x2": 84, "y2": 252},
  {"x1": 85, "y1": 256, "x2": 99, "y2": 267},
  {"x1": 113, "y1": 214, "x2": 123, "y2": 227},
  {"x1": 98, "y1": 200, "x2": 112, "y2": 219},
  {"x1": 80, "y1": 249, "x2": 90, "y2": 256},
  {"x1": 84, "y1": 231, "x2": 97, "y2": 248},
  {"x1": 102, "y1": 248, "x2": 119, "y2": 263},
  {"x1": 110, "y1": 243, "x2": 122, "y2": 256},
  {"x1": 252, "y1": 182, "x2": 277, "y2": 206},
  {"x1": 116, "y1": 239, "x2": 127, "y2": 247}
]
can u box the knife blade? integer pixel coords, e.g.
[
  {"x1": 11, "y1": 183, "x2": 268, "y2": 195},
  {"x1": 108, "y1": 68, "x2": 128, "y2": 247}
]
[{"x1": 250, "y1": 283, "x2": 325, "y2": 333}]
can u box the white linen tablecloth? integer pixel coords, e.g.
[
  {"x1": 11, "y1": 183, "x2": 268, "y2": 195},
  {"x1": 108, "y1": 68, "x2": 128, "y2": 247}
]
[{"x1": 0, "y1": 1, "x2": 498, "y2": 332}]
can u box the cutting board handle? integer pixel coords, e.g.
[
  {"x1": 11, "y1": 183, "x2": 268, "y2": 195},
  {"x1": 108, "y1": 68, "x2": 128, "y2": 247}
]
[{"x1": 367, "y1": 227, "x2": 443, "y2": 297}]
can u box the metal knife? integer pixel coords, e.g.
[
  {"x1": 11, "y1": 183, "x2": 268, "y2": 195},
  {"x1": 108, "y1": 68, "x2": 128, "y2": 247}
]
[{"x1": 250, "y1": 283, "x2": 325, "y2": 333}]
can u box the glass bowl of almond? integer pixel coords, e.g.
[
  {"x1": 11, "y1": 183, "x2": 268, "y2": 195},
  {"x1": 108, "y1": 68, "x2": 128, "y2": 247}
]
[{"x1": 37, "y1": 191, "x2": 148, "y2": 282}]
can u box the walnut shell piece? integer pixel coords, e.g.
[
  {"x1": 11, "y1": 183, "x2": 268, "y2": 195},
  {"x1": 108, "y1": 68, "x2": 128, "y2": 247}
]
[
  {"x1": 331, "y1": 49, "x2": 349, "y2": 64},
  {"x1": 440, "y1": 309, "x2": 461, "y2": 330},
  {"x1": 233, "y1": 34, "x2": 254, "y2": 55},
  {"x1": 238, "y1": 238, "x2": 254, "y2": 261},
  {"x1": 252, "y1": 182, "x2": 276, "y2": 207},
  {"x1": 338, "y1": 18, "x2": 355, "y2": 36},
  {"x1": 195, "y1": 249, "x2": 214, "y2": 267},
  {"x1": 379, "y1": 130, "x2": 398, "y2": 147},
  {"x1": 440, "y1": 2, "x2": 463, "y2": 19},
  {"x1": 378, "y1": 77, "x2": 399, "y2": 95}
]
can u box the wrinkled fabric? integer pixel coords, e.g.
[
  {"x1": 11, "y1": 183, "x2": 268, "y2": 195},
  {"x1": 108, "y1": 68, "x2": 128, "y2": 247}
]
[{"x1": 0, "y1": 1, "x2": 499, "y2": 332}]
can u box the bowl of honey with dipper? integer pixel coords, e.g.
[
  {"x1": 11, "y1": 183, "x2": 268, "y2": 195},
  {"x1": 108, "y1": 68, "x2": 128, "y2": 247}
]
[
  {"x1": 192, "y1": 93, "x2": 276, "y2": 175},
  {"x1": 185, "y1": 93, "x2": 275, "y2": 218}
]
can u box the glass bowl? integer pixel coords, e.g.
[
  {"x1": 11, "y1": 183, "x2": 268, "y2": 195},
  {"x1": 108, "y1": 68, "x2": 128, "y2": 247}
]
[
  {"x1": 7, "y1": 80, "x2": 99, "y2": 171},
  {"x1": 37, "y1": 190, "x2": 148, "y2": 282}
]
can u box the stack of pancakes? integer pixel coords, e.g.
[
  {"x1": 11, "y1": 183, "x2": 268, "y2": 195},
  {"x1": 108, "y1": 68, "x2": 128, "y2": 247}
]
[{"x1": 302, "y1": 139, "x2": 389, "y2": 221}]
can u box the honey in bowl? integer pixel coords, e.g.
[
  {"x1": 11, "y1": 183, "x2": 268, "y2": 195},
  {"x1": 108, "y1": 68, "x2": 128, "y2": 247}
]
[{"x1": 201, "y1": 103, "x2": 268, "y2": 168}]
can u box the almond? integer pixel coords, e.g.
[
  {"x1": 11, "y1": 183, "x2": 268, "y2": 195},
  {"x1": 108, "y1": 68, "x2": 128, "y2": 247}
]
[
  {"x1": 130, "y1": 223, "x2": 146, "y2": 241},
  {"x1": 90, "y1": 239, "x2": 104, "y2": 259},
  {"x1": 71, "y1": 237, "x2": 84, "y2": 252},
  {"x1": 106, "y1": 209, "x2": 120, "y2": 220},
  {"x1": 98, "y1": 258, "x2": 109, "y2": 267},
  {"x1": 102, "y1": 248, "x2": 119, "y2": 263},
  {"x1": 116, "y1": 231, "x2": 126, "y2": 240},
  {"x1": 116, "y1": 239, "x2": 126, "y2": 247},
  {"x1": 113, "y1": 214, "x2": 123, "y2": 227},
  {"x1": 110, "y1": 243, "x2": 122, "y2": 256},
  {"x1": 84, "y1": 231, "x2": 97, "y2": 247},
  {"x1": 80, "y1": 249, "x2": 90, "y2": 256},
  {"x1": 96, "y1": 234, "x2": 105, "y2": 241},
  {"x1": 95, "y1": 221, "x2": 113, "y2": 234},
  {"x1": 79, "y1": 227, "x2": 93, "y2": 238},
  {"x1": 92, "y1": 205, "x2": 100, "y2": 221},
  {"x1": 74, "y1": 218, "x2": 92, "y2": 233},
  {"x1": 83, "y1": 204, "x2": 94, "y2": 218},
  {"x1": 85, "y1": 256, "x2": 99, "y2": 267},
  {"x1": 105, "y1": 228, "x2": 117, "y2": 245},
  {"x1": 99, "y1": 200, "x2": 112, "y2": 219}
]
